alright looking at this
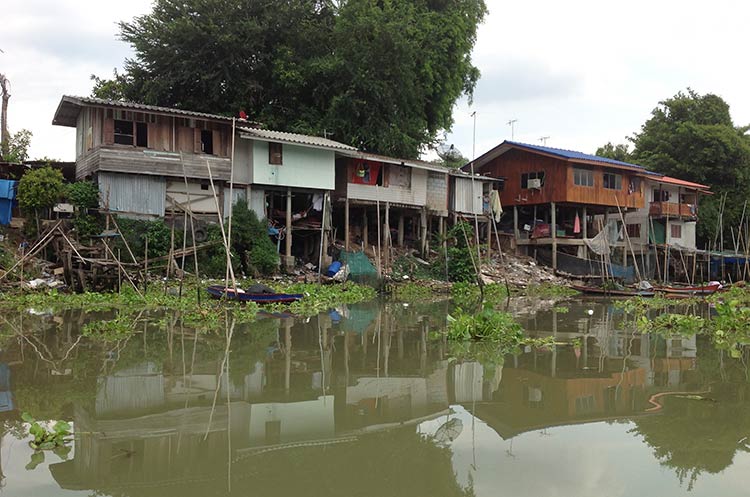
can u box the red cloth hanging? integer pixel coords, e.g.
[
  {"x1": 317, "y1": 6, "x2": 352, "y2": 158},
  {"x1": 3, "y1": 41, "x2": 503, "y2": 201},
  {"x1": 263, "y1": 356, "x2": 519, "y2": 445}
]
[{"x1": 574, "y1": 212, "x2": 581, "y2": 234}]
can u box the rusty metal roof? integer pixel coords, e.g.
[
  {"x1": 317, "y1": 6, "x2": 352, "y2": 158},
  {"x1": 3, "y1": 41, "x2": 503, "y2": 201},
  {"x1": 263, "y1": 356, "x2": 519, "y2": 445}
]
[{"x1": 52, "y1": 95, "x2": 261, "y2": 127}]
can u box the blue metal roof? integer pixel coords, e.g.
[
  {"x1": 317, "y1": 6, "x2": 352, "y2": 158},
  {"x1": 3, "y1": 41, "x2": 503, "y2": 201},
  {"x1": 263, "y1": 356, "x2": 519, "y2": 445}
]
[{"x1": 504, "y1": 141, "x2": 647, "y2": 170}]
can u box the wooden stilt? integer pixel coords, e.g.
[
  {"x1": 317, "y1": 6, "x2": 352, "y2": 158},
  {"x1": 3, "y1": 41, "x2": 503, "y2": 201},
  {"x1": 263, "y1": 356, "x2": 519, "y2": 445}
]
[
  {"x1": 285, "y1": 188, "x2": 292, "y2": 270},
  {"x1": 344, "y1": 197, "x2": 350, "y2": 251},
  {"x1": 551, "y1": 201, "x2": 557, "y2": 271},
  {"x1": 398, "y1": 212, "x2": 405, "y2": 247},
  {"x1": 363, "y1": 208, "x2": 369, "y2": 249}
]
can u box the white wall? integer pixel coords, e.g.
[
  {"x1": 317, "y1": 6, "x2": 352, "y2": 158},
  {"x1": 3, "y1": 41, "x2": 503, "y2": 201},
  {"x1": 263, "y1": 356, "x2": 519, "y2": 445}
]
[
  {"x1": 347, "y1": 168, "x2": 428, "y2": 206},
  {"x1": 251, "y1": 140, "x2": 335, "y2": 190},
  {"x1": 248, "y1": 396, "x2": 335, "y2": 445}
]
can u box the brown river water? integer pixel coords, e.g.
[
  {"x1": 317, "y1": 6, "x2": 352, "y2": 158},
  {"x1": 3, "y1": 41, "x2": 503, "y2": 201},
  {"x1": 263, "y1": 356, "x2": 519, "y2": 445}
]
[{"x1": 0, "y1": 297, "x2": 749, "y2": 496}]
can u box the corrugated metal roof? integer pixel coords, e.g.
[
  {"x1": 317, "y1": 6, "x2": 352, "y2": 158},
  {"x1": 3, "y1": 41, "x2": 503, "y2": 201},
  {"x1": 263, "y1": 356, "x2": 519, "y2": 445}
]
[
  {"x1": 503, "y1": 141, "x2": 647, "y2": 169},
  {"x1": 53, "y1": 95, "x2": 261, "y2": 127},
  {"x1": 647, "y1": 174, "x2": 711, "y2": 191},
  {"x1": 238, "y1": 127, "x2": 357, "y2": 151},
  {"x1": 468, "y1": 140, "x2": 650, "y2": 172},
  {"x1": 339, "y1": 150, "x2": 449, "y2": 172}
]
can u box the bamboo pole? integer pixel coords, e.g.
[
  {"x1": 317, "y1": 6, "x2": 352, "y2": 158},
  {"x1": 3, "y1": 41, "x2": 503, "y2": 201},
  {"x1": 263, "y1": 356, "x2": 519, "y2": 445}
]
[
  {"x1": 317, "y1": 192, "x2": 328, "y2": 282},
  {"x1": 225, "y1": 117, "x2": 237, "y2": 290},
  {"x1": 614, "y1": 196, "x2": 642, "y2": 282},
  {"x1": 181, "y1": 153, "x2": 202, "y2": 304},
  {"x1": 205, "y1": 159, "x2": 237, "y2": 292},
  {"x1": 0, "y1": 220, "x2": 62, "y2": 282}
]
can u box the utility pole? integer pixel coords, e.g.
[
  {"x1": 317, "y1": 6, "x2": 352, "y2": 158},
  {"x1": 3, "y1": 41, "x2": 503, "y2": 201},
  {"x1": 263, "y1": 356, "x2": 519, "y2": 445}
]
[
  {"x1": 507, "y1": 119, "x2": 517, "y2": 140},
  {"x1": 471, "y1": 111, "x2": 477, "y2": 160}
]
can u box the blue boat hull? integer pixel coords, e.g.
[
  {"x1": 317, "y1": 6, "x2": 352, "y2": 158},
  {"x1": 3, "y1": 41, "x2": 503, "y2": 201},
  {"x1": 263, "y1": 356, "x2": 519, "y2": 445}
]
[{"x1": 206, "y1": 286, "x2": 303, "y2": 304}]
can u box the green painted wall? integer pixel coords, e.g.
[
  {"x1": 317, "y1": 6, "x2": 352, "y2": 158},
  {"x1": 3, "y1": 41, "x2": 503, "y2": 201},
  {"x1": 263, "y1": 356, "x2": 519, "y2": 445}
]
[{"x1": 252, "y1": 141, "x2": 335, "y2": 190}]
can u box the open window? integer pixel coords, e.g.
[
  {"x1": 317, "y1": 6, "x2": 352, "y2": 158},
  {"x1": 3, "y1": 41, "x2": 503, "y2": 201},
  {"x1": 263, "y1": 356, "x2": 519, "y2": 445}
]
[
  {"x1": 201, "y1": 130, "x2": 214, "y2": 155},
  {"x1": 114, "y1": 119, "x2": 148, "y2": 147},
  {"x1": 521, "y1": 171, "x2": 545, "y2": 189},
  {"x1": 603, "y1": 172, "x2": 622, "y2": 190},
  {"x1": 269, "y1": 142, "x2": 283, "y2": 165},
  {"x1": 114, "y1": 120, "x2": 134, "y2": 145}
]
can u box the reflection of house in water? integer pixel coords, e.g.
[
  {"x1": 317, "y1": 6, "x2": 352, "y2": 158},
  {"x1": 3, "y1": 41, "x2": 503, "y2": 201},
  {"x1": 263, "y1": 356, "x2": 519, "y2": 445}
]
[
  {"x1": 466, "y1": 302, "x2": 702, "y2": 439},
  {"x1": 50, "y1": 307, "x2": 457, "y2": 494}
]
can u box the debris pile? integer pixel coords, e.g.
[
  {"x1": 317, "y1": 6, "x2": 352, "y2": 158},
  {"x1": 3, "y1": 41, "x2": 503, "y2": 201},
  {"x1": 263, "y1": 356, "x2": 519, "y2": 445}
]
[{"x1": 480, "y1": 253, "x2": 569, "y2": 288}]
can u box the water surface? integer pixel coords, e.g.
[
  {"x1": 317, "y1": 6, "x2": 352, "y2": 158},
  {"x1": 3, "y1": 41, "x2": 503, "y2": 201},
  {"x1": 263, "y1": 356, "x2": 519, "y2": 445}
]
[{"x1": 1, "y1": 297, "x2": 748, "y2": 496}]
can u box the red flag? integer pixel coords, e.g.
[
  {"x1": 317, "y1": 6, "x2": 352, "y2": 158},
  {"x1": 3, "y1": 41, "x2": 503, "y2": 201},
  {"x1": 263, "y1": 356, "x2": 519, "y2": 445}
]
[{"x1": 239, "y1": 110, "x2": 247, "y2": 120}]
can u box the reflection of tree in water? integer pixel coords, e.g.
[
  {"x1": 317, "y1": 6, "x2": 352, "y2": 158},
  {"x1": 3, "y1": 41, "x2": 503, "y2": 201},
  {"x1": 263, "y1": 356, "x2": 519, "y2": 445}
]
[{"x1": 631, "y1": 340, "x2": 750, "y2": 491}]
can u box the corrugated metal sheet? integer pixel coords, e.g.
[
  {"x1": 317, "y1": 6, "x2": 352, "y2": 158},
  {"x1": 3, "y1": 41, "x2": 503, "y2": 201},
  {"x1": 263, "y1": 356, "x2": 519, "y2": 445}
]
[
  {"x1": 238, "y1": 127, "x2": 357, "y2": 151},
  {"x1": 99, "y1": 172, "x2": 166, "y2": 218},
  {"x1": 453, "y1": 177, "x2": 483, "y2": 214},
  {"x1": 54, "y1": 95, "x2": 261, "y2": 127}
]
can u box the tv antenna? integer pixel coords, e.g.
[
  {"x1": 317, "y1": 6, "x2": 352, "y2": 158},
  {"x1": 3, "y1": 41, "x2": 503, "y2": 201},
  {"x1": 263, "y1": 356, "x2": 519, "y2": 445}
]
[
  {"x1": 507, "y1": 119, "x2": 518, "y2": 140},
  {"x1": 539, "y1": 136, "x2": 550, "y2": 146}
]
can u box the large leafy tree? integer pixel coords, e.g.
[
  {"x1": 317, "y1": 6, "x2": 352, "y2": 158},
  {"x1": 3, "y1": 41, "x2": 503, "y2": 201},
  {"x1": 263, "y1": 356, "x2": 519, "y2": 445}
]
[
  {"x1": 595, "y1": 142, "x2": 633, "y2": 163},
  {"x1": 93, "y1": 0, "x2": 487, "y2": 158},
  {"x1": 629, "y1": 89, "x2": 750, "y2": 246}
]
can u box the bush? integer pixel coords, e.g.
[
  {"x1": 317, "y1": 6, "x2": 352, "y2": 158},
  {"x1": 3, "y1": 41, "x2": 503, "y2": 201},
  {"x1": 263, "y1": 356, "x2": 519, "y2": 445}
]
[
  {"x1": 115, "y1": 218, "x2": 175, "y2": 259},
  {"x1": 67, "y1": 181, "x2": 99, "y2": 210},
  {"x1": 17, "y1": 167, "x2": 65, "y2": 213},
  {"x1": 231, "y1": 199, "x2": 278, "y2": 276}
]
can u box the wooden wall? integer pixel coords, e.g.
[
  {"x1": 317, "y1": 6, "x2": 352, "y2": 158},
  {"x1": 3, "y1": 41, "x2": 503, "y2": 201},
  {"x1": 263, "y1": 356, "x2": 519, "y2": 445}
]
[
  {"x1": 478, "y1": 148, "x2": 644, "y2": 210},
  {"x1": 78, "y1": 106, "x2": 232, "y2": 159},
  {"x1": 482, "y1": 149, "x2": 567, "y2": 206}
]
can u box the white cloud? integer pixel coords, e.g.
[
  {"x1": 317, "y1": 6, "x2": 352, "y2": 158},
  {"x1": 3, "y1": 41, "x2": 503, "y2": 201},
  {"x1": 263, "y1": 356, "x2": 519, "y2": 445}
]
[{"x1": 2, "y1": 0, "x2": 750, "y2": 161}]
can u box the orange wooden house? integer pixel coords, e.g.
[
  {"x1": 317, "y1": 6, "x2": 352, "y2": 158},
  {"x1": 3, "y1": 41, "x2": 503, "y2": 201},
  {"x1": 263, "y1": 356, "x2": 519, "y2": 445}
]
[{"x1": 467, "y1": 141, "x2": 649, "y2": 268}]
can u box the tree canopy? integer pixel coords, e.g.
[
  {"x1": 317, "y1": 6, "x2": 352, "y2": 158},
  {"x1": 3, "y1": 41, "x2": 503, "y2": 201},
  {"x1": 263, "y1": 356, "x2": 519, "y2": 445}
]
[
  {"x1": 595, "y1": 142, "x2": 633, "y2": 163},
  {"x1": 603, "y1": 89, "x2": 750, "y2": 246},
  {"x1": 93, "y1": 0, "x2": 487, "y2": 158}
]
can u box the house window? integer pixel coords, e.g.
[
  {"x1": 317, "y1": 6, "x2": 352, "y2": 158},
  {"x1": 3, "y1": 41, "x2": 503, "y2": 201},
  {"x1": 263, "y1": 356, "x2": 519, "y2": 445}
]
[
  {"x1": 200, "y1": 130, "x2": 214, "y2": 155},
  {"x1": 269, "y1": 142, "x2": 283, "y2": 165},
  {"x1": 626, "y1": 223, "x2": 641, "y2": 238},
  {"x1": 671, "y1": 224, "x2": 682, "y2": 239},
  {"x1": 114, "y1": 119, "x2": 148, "y2": 147},
  {"x1": 136, "y1": 122, "x2": 148, "y2": 147},
  {"x1": 653, "y1": 189, "x2": 670, "y2": 202},
  {"x1": 603, "y1": 172, "x2": 622, "y2": 190},
  {"x1": 521, "y1": 171, "x2": 545, "y2": 189},
  {"x1": 573, "y1": 168, "x2": 594, "y2": 187},
  {"x1": 114, "y1": 120, "x2": 134, "y2": 145}
]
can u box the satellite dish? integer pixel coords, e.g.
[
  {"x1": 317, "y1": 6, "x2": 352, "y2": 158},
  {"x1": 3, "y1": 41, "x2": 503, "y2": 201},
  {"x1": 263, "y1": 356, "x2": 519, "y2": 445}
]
[
  {"x1": 436, "y1": 142, "x2": 464, "y2": 162},
  {"x1": 433, "y1": 417, "x2": 463, "y2": 444}
]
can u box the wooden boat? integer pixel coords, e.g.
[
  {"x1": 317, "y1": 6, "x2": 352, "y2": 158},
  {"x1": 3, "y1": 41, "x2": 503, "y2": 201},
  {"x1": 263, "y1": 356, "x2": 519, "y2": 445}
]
[
  {"x1": 570, "y1": 284, "x2": 655, "y2": 297},
  {"x1": 206, "y1": 285, "x2": 303, "y2": 304},
  {"x1": 654, "y1": 282, "x2": 722, "y2": 296}
]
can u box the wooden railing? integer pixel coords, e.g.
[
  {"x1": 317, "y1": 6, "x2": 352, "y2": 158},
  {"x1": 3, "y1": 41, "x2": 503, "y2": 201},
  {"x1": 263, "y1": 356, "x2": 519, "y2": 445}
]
[{"x1": 649, "y1": 202, "x2": 697, "y2": 218}]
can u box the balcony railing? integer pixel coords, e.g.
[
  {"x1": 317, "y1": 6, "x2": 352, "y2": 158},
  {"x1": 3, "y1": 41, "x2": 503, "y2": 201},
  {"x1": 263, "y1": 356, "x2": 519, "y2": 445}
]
[{"x1": 649, "y1": 201, "x2": 697, "y2": 218}]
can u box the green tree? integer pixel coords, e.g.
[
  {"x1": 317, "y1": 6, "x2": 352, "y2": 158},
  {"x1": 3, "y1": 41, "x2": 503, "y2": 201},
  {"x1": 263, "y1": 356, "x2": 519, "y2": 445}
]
[
  {"x1": 630, "y1": 89, "x2": 750, "y2": 246},
  {"x1": 595, "y1": 141, "x2": 632, "y2": 162},
  {"x1": 93, "y1": 0, "x2": 486, "y2": 158},
  {"x1": 1, "y1": 129, "x2": 32, "y2": 163},
  {"x1": 17, "y1": 166, "x2": 65, "y2": 213}
]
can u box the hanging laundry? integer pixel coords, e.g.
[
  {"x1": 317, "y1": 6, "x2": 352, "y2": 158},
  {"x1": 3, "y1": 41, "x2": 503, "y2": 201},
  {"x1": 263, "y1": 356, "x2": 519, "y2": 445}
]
[
  {"x1": 489, "y1": 190, "x2": 503, "y2": 222},
  {"x1": 574, "y1": 212, "x2": 581, "y2": 234}
]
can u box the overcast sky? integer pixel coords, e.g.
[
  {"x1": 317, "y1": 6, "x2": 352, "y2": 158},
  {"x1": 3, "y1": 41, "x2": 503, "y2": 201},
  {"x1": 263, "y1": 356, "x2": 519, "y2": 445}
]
[{"x1": 3, "y1": 0, "x2": 750, "y2": 162}]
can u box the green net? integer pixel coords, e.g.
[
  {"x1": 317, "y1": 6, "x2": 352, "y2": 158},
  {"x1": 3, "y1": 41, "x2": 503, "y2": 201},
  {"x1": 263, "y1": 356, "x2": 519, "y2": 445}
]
[{"x1": 339, "y1": 250, "x2": 379, "y2": 285}]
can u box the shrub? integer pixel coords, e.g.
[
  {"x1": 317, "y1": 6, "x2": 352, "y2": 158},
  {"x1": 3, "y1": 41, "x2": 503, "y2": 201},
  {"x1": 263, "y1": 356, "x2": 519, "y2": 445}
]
[
  {"x1": 231, "y1": 199, "x2": 278, "y2": 276},
  {"x1": 17, "y1": 167, "x2": 65, "y2": 213},
  {"x1": 66, "y1": 181, "x2": 99, "y2": 210}
]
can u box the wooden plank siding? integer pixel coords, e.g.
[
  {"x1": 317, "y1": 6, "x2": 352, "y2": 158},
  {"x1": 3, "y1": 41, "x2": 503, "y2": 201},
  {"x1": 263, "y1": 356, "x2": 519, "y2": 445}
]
[
  {"x1": 75, "y1": 105, "x2": 235, "y2": 182},
  {"x1": 75, "y1": 146, "x2": 233, "y2": 182},
  {"x1": 478, "y1": 148, "x2": 644, "y2": 210}
]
